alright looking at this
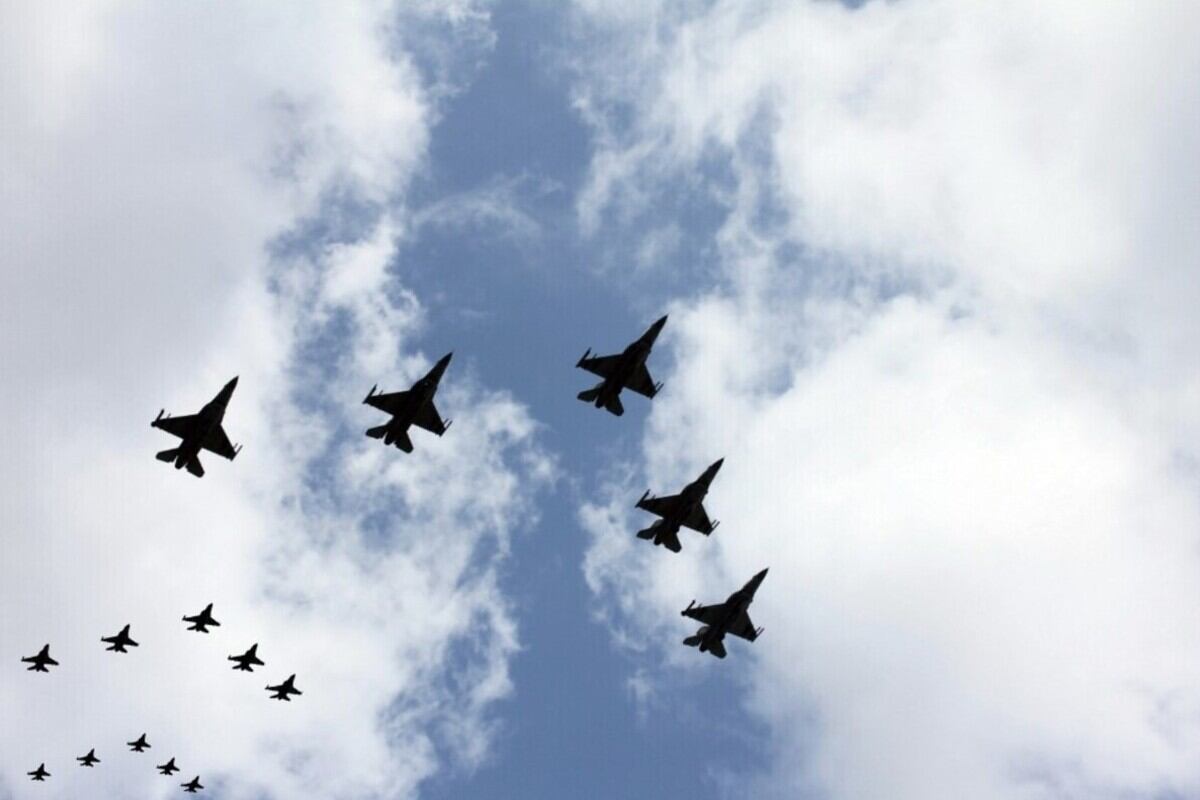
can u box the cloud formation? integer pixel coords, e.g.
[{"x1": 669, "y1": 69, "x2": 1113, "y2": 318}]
[{"x1": 571, "y1": 2, "x2": 1200, "y2": 798}]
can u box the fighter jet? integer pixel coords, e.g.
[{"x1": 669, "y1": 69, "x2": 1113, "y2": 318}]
[
  {"x1": 76, "y1": 749, "x2": 100, "y2": 767},
  {"x1": 127, "y1": 734, "x2": 150, "y2": 753},
  {"x1": 101, "y1": 624, "x2": 139, "y2": 653},
  {"x1": 635, "y1": 458, "x2": 724, "y2": 553},
  {"x1": 28, "y1": 764, "x2": 49, "y2": 782},
  {"x1": 576, "y1": 315, "x2": 667, "y2": 416},
  {"x1": 228, "y1": 644, "x2": 264, "y2": 672},
  {"x1": 151, "y1": 377, "x2": 242, "y2": 477},
  {"x1": 21, "y1": 644, "x2": 58, "y2": 672},
  {"x1": 363, "y1": 353, "x2": 453, "y2": 453},
  {"x1": 182, "y1": 776, "x2": 204, "y2": 793},
  {"x1": 157, "y1": 758, "x2": 180, "y2": 776},
  {"x1": 182, "y1": 603, "x2": 220, "y2": 633},
  {"x1": 681, "y1": 568, "x2": 768, "y2": 659},
  {"x1": 266, "y1": 674, "x2": 302, "y2": 701}
]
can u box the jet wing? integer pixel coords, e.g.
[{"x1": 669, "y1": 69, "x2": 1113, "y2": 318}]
[
  {"x1": 637, "y1": 493, "x2": 681, "y2": 518},
  {"x1": 202, "y1": 424, "x2": 239, "y2": 460},
  {"x1": 412, "y1": 400, "x2": 448, "y2": 436},
  {"x1": 154, "y1": 414, "x2": 200, "y2": 440},
  {"x1": 682, "y1": 601, "x2": 728, "y2": 626},
  {"x1": 578, "y1": 353, "x2": 623, "y2": 380},
  {"x1": 366, "y1": 389, "x2": 410, "y2": 416},
  {"x1": 729, "y1": 611, "x2": 760, "y2": 642},
  {"x1": 682, "y1": 503, "x2": 715, "y2": 534},
  {"x1": 623, "y1": 363, "x2": 660, "y2": 398}
]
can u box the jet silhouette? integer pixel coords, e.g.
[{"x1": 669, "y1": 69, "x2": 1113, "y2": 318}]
[
  {"x1": 152, "y1": 376, "x2": 242, "y2": 477},
  {"x1": 182, "y1": 776, "x2": 204, "y2": 793},
  {"x1": 681, "y1": 568, "x2": 768, "y2": 659},
  {"x1": 576, "y1": 315, "x2": 667, "y2": 416},
  {"x1": 127, "y1": 733, "x2": 150, "y2": 752},
  {"x1": 635, "y1": 458, "x2": 724, "y2": 553},
  {"x1": 157, "y1": 758, "x2": 180, "y2": 776},
  {"x1": 363, "y1": 353, "x2": 453, "y2": 452},
  {"x1": 77, "y1": 749, "x2": 100, "y2": 767},
  {"x1": 21, "y1": 644, "x2": 58, "y2": 672},
  {"x1": 101, "y1": 624, "x2": 139, "y2": 653},
  {"x1": 28, "y1": 764, "x2": 49, "y2": 781},
  {"x1": 182, "y1": 603, "x2": 220, "y2": 633},
  {"x1": 228, "y1": 643, "x2": 264, "y2": 672},
  {"x1": 266, "y1": 674, "x2": 302, "y2": 701}
]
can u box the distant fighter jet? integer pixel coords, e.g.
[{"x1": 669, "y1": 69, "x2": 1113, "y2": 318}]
[
  {"x1": 635, "y1": 458, "x2": 723, "y2": 553},
  {"x1": 102, "y1": 624, "x2": 139, "y2": 653},
  {"x1": 28, "y1": 764, "x2": 49, "y2": 782},
  {"x1": 182, "y1": 776, "x2": 204, "y2": 793},
  {"x1": 127, "y1": 733, "x2": 150, "y2": 753},
  {"x1": 157, "y1": 758, "x2": 180, "y2": 776},
  {"x1": 266, "y1": 674, "x2": 302, "y2": 701},
  {"x1": 152, "y1": 376, "x2": 242, "y2": 477},
  {"x1": 77, "y1": 749, "x2": 100, "y2": 767},
  {"x1": 228, "y1": 644, "x2": 264, "y2": 672},
  {"x1": 681, "y1": 568, "x2": 768, "y2": 659},
  {"x1": 22, "y1": 644, "x2": 58, "y2": 672},
  {"x1": 182, "y1": 603, "x2": 220, "y2": 633},
  {"x1": 363, "y1": 353, "x2": 453, "y2": 452},
  {"x1": 576, "y1": 315, "x2": 667, "y2": 416}
]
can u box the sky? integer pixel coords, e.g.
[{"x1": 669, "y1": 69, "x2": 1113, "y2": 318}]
[{"x1": 2, "y1": 2, "x2": 1200, "y2": 800}]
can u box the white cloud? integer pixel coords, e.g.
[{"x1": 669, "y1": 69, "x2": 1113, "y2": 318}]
[
  {"x1": 571, "y1": 2, "x2": 1200, "y2": 798},
  {"x1": 0, "y1": 2, "x2": 550, "y2": 799}
]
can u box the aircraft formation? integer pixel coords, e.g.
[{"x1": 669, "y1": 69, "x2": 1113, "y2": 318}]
[{"x1": 18, "y1": 316, "x2": 765, "y2": 790}]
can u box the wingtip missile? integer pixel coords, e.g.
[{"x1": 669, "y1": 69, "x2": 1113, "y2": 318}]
[
  {"x1": 637, "y1": 489, "x2": 651, "y2": 507},
  {"x1": 576, "y1": 348, "x2": 592, "y2": 368},
  {"x1": 683, "y1": 600, "x2": 696, "y2": 615},
  {"x1": 363, "y1": 384, "x2": 377, "y2": 404}
]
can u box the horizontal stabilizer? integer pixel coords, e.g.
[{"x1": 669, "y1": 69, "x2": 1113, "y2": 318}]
[
  {"x1": 635, "y1": 526, "x2": 657, "y2": 540},
  {"x1": 156, "y1": 448, "x2": 179, "y2": 463},
  {"x1": 185, "y1": 457, "x2": 204, "y2": 478},
  {"x1": 577, "y1": 387, "x2": 601, "y2": 403},
  {"x1": 365, "y1": 425, "x2": 388, "y2": 440},
  {"x1": 392, "y1": 430, "x2": 414, "y2": 453},
  {"x1": 604, "y1": 395, "x2": 624, "y2": 416},
  {"x1": 683, "y1": 634, "x2": 703, "y2": 647}
]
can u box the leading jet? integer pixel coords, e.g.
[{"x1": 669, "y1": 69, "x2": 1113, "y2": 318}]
[
  {"x1": 635, "y1": 458, "x2": 723, "y2": 553},
  {"x1": 127, "y1": 734, "x2": 150, "y2": 753},
  {"x1": 101, "y1": 624, "x2": 139, "y2": 653},
  {"x1": 363, "y1": 353, "x2": 453, "y2": 453},
  {"x1": 576, "y1": 315, "x2": 667, "y2": 416},
  {"x1": 76, "y1": 749, "x2": 100, "y2": 768},
  {"x1": 28, "y1": 764, "x2": 49, "y2": 782},
  {"x1": 157, "y1": 758, "x2": 180, "y2": 776},
  {"x1": 266, "y1": 674, "x2": 302, "y2": 701},
  {"x1": 182, "y1": 776, "x2": 204, "y2": 793},
  {"x1": 21, "y1": 644, "x2": 58, "y2": 672},
  {"x1": 681, "y1": 568, "x2": 768, "y2": 659},
  {"x1": 228, "y1": 644, "x2": 264, "y2": 672},
  {"x1": 182, "y1": 603, "x2": 220, "y2": 633},
  {"x1": 152, "y1": 377, "x2": 241, "y2": 477}
]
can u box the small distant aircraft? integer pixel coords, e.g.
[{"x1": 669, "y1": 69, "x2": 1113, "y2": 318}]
[
  {"x1": 101, "y1": 624, "x2": 139, "y2": 653},
  {"x1": 635, "y1": 458, "x2": 724, "y2": 553},
  {"x1": 182, "y1": 603, "x2": 220, "y2": 633},
  {"x1": 576, "y1": 315, "x2": 667, "y2": 416},
  {"x1": 228, "y1": 644, "x2": 264, "y2": 672},
  {"x1": 363, "y1": 353, "x2": 453, "y2": 453},
  {"x1": 266, "y1": 674, "x2": 302, "y2": 701},
  {"x1": 77, "y1": 749, "x2": 100, "y2": 767},
  {"x1": 182, "y1": 776, "x2": 204, "y2": 793},
  {"x1": 28, "y1": 764, "x2": 49, "y2": 782},
  {"x1": 21, "y1": 644, "x2": 58, "y2": 672},
  {"x1": 127, "y1": 733, "x2": 151, "y2": 753},
  {"x1": 152, "y1": 376, "x2": 242, "y2": 477},
  {"x1": 681, "y1": 568, "x2": 768, "y2": 659},
  {"x1": 157, "y1": 758, "x2": 180, "y2": 776}
]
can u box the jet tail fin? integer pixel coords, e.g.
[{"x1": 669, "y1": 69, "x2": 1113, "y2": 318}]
[
  {"x1": 156, "y1": 448, "x2": 179, "y2": 463},
  {"x1": 365, "y1": 425, "x2": 388, "y2": 440}
]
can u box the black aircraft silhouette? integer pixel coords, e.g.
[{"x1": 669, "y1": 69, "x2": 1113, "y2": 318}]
[
  {"x1": 363, "y1": 353, "x2": 453, "y2": 452},
  {"x1": 681, "y1": 568, "x2": 768, "y2": 659},
  {"x1": 28, "y1": 764, "x2": 49, "y2": 781},
  {"x1": 635, "y1": 458, "x2": 724, "y2": 553},
  {"x1": 182, "y1": 776, "x2": 204, "y2": 793},
  {"x1": 182, "y1": 603, "x2": 220, "y2": 633},
  {"x1": 127, "y1": 733, "x2": 150, "y2": 752},
  {"x1": 228, "y1": 643, "x2": 264, "y2": 672},
  {"x1": 77, "y1": 749, "x2": 100, "y2": 767},
  {"x1": 152, "y1": 376, "x2": 242, "y2": 477},
  {"x1": 157, "y1": 758, "x2": 180, "y2": 775},
  {"x1": 266, "y1": 674, "x2": 301, "y2": 701},
  {"x1": 576, "y1": 315, "x2": 667, "y2": 416},
  {"x1": 101, "y1": 624, "x2": 139, "y2": 653},
  {"x1": 22, "y1": 644, "x2": 58, "y2": 672}
]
